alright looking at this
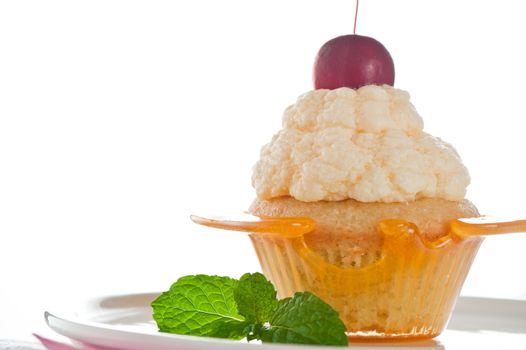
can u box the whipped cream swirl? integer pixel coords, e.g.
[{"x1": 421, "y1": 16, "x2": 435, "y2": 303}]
[{"x1": 252, "y1": 85, "x2": 469, "y2": 203}]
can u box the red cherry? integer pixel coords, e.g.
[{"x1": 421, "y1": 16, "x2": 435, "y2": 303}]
[{"x1": 313, "y1": 34, "x2": 395, "y2": 90}]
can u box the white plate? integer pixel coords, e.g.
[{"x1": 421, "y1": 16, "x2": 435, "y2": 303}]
[{"x1": 45, "y1": 293, "x2": 526, "y2": 350}]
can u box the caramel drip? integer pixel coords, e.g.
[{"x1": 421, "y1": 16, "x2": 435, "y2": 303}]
[
  {"x1": 190, "y1": 214, "x2": 316, "y2": 238},
  {"x1": 192, "y1": 213, "x2": 526, "y2": 245},
  {"x1": 451, "y1": 216, "x2": 526, "y2": 238}
]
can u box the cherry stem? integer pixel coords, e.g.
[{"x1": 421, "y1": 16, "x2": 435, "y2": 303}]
[{"x1": 353, "y1": 0, "x2": 359, "y2": 34}]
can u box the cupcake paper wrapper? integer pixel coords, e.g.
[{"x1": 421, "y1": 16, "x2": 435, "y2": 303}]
[{"x1": 250, "y1": 220, "x2": 482, "y2": 339}]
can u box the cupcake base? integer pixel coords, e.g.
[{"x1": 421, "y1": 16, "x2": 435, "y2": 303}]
[{"x1": 250, "y1": 220, "x2": 482, "y2": 339}]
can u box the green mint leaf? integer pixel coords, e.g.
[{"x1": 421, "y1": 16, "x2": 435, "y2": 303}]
[
  {"x1": 234, "y1": 272, "x2": 278, "y2": 323},
  {"x1": 151, "y1": 275, "x2": 247, "y2": 339},
  {"x1": 260, "y1": 292, "x2": 348, "y2": 346}
]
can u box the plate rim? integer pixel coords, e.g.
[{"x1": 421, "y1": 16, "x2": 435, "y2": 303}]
[{"x1": 45, "y1": 294, "x2": 526, "y2": 350}]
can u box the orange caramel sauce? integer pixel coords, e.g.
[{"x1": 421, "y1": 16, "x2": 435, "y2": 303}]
[
  {"x1": 191, "y1": 213, "x2": 526, "y2": 243},
  {"x1": 451, "y1": 216, "x2": 526, "y2": 238},
  {"x1": 191, "y1": 213, "x2": 525, "y2": 340},
  {"x1": 190, "y1": 214, "x2": 316, "y2": 238}
]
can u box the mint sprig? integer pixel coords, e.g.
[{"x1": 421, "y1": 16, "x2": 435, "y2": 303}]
[
  {"x1": 151, "y1": 275, "x2": 248, "y2": 339},
  {"x1": 261, "y1": 292, "x2": 348, "y2": 345},
  {"x1": 151, "y1": 272, "x2": 348, "y2": 346},
  {"x1": 234, "y1": 272, "x2": 278, "y2": 324}
]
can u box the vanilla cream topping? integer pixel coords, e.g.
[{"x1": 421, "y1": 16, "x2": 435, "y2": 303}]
[{"x1": 252, "y1": 85, "x2": 470, "y2": 203}]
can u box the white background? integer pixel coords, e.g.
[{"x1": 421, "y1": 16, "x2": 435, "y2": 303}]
[{"x1": 1, "y1": 0, "x2": 526, "y2": 341}]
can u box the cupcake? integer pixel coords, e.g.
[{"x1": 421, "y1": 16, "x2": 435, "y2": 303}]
[
  {"x1": 248, "y1": 84, "x2": 482, "y2": 339},
  {"x1": 192, "y1": 34, "x2": 484, "y2": 340}
]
